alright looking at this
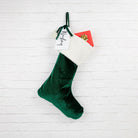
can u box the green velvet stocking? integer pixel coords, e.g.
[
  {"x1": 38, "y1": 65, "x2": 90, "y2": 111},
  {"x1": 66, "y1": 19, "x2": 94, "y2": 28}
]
[{"x1": 38, "y1": 53, "x2": 83, "y2": 119}]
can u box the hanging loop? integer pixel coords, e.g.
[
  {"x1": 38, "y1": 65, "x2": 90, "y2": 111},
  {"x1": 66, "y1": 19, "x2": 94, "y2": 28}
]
[
  {"x1": 56, "y1": 12, "x2": 73, "y2": 39},
  {"x1": 66, "y1": 12, "x2": 70, "y2": 27}
]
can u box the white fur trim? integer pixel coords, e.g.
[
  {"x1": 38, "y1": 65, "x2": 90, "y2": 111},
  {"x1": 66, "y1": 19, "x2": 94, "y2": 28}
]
[{"x1": 59, "y1": 35, "x2": 94, "y2": 65}]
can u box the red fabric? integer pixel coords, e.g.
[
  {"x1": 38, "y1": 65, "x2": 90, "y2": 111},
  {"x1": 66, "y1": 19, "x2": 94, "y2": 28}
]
[{"x1": 75, "y1": 30, "x2": 94, "y2": 47}]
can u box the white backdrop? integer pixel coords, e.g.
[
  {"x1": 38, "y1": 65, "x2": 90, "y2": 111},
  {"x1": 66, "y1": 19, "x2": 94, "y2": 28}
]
[{"x1": 0, "y1": 0, "x2": 138, "y2": 138}]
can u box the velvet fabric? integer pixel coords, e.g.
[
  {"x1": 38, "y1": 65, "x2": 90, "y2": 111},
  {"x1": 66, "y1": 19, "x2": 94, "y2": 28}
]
[{"x1": 38, "y1": 53, "x2": 83, "y2": 119}]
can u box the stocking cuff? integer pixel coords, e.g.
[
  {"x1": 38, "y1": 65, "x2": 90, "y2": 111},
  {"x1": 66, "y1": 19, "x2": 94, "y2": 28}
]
[{"x1": 59, "y1": 35, "x2": 94, "y2": 65}]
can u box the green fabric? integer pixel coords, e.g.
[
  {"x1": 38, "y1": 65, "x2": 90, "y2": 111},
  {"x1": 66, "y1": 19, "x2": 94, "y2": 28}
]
[{"x1": 38, "y1": 53, "x2": 83, "y2": 119}]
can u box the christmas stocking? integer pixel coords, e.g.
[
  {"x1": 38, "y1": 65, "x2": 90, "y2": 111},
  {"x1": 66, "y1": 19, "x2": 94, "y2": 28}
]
[{"x1": 38, "y1": 12, "x2": 94, "y2": 119}]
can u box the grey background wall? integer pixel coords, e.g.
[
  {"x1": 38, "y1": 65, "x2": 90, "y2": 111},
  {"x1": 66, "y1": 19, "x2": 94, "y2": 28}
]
[{"x1": 0, "y1": 0, "x2": 138, "y2": 138}]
